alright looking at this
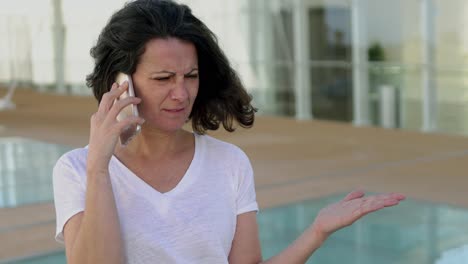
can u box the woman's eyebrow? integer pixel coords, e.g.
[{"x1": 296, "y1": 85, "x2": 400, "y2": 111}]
[
  {"x1": 151, "y1": 69, "x2": 198, "y2": 75},
  {"x1": 152, "y1": 70, "x2": 176, "y2": 75},
  {"x1": 185, "y1": 68, "x2": 199, "y2": 75}
]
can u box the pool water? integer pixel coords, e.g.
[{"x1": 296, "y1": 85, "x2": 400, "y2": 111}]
[
  {"x1": 2, "y1": 138, "x2": 468, "y2": 263},
  {"x1": 8, "y1": 195, "x2": 468, "y2": 264},
  {"x1": 5, "y1": 252, "x2": 66, "y2": 264},
  {"x1": 258, "y1": 195, "x2": 468, "y2": 263},
  {"x1": 0, "y1": 137, "x2": 71, "y2": 208}
]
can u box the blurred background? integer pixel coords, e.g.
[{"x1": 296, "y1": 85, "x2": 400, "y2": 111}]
[
  {"x1": 2, "y1": 0, "x2": 468, "y2": 263},
  {"x1": 2, "y1": 0, "x2": 468, "y2": 135}
]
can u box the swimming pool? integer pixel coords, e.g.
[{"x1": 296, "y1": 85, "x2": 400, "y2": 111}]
[
  {"x1": 2, "y1": 138, "x2": 468, "y2": 263},
  {"x1": 258, "y1": 194, "x2": 468, "y2": 263},
  {"x1": 7, "y1": 195, "x2": 468, "y2": 264},
  {"x1": 0, "y1": 137, "x2": 71, "y2": 208}
]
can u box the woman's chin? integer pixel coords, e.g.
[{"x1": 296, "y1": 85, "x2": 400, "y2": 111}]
[{"x1": 142, "y1": 119, "x2": 187, "y2": 134}]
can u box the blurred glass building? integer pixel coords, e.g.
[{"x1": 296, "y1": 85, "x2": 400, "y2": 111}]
[{"x1": 2, "y1": 0, "x2": 468, "y2": 135}]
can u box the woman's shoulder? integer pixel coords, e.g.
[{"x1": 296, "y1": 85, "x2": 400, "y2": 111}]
[
  {"x1": 54, "y1": 146, "x2": 89, "y2": 170},
  {"x1": 52, "y1": 147, "x2": 89, "y2": 186},
  {"x1": 196, "y1": 134, "x2": 249, "y2": 162}
]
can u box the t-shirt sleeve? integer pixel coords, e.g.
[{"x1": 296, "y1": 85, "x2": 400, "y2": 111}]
[
  {"x1": 52, "y1": 155, "x2": 86, "y2": 243},
  {"x1": 235, "y1": 151, "x2": 259, "y2": 215}
]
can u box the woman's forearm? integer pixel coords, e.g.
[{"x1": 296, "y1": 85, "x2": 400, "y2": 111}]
[
  {"x1": 259, "y1": 190, "x2": 405, "y2": 264},
  {"x1": 260, "y1": 226, "x2": 327, "y2": 264},
  {"x1": 68, "y1": 170, "x2": 125, "y2": 264}
]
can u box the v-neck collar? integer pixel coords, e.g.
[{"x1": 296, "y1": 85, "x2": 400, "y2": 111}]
[{"x1": 111, "y1": 133, "x2": 202, "y2": 201}]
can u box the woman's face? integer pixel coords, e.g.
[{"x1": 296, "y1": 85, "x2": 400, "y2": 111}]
[{"x1": 132, "y1": 37, "x2": 199, "y2": 133}]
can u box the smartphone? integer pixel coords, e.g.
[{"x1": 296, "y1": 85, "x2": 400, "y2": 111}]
[{"x1": 114, "y1": 72, "x2": 141, "y2": 146}]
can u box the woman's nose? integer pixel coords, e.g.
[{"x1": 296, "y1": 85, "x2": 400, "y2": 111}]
[{"x1": 170, "y1": 79, "x2": 189, "y2": 101}]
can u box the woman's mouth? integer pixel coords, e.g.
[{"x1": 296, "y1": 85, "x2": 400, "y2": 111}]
[{"x1": 163, "y1": 108, "x2": 185, "y2": 113}]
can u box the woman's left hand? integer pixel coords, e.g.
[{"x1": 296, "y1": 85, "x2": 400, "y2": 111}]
[{"x1": 311, "y1": 190, "x2": 405, "y2": 241}]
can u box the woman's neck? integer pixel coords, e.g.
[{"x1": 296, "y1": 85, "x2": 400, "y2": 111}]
[{"x1": 114, "y1": 127, "x2": 194, "y2": 162}]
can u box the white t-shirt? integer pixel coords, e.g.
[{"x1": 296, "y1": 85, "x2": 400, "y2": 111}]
[{"x1": 53, "y1": 134, "x2": 258, "y2": 263}]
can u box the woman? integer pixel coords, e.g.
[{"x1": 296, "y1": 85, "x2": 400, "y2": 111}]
[{"x1": 53, "y1": 0, "x2": 405, "y2": 263}]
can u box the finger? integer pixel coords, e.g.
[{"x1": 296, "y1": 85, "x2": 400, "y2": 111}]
[
  {"x1": 349, "y1": 194, "x2": 404, "y2": 222},
  {"x1": 112, "y1": 115, "x2": 145, "y2": 134},
  {"x1": 90, "y1": 112, "x2": 100, "y2": 127},
  {"x1": 382, "y1": 198, "x2": 401, "y2": 207},
  {"x1": 342, "y1": 190, "x2": 365, "y2": 202},
  {"x1": 98, "y1": 81, "x2": 130, "y2": 113},
  {"x1": 388, "y1": 193, "x2": 406, "y2": 201},
  {"x1": 348, "y1": 197, "x2": 381, "y2": 217},
  {"x1": 361, "y1": 196, "x2": 402, "y2": 214},
  {"x1": 373, "y1": 193, "x2": 406, "y2": 202},
  {"x1": 97, "y1": 82, "x2": 118, "y2": 113},
  {"x1": 117, "y1": 79, "x2": 129, "y2": 92},
  {"x1": 107, "y1": 96, "x2": 142, "y2": 121},
  {"x1": 359, "y1": 198, "x2": 385, "y2": 216}
]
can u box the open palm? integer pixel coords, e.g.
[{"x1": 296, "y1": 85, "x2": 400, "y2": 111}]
[{"x1": 311, "y1": 190, "x2": 406, "y2": 237}]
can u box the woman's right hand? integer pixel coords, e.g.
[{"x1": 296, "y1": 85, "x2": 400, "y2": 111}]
[{"x1": 86, "y1": 81, "x2": 144, "y2": 175}]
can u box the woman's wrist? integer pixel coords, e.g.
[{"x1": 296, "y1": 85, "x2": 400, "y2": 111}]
[
  {"x1": 306, "y1": 223, "x2": 329, "y2": 248},
  {"x1": 86, "y1": 163, "x2": 110, "y2": 178}
]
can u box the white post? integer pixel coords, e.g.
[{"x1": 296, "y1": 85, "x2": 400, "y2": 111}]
[
  {"x1": 421, "y1": 0, "x2": 437, "y2": 132},
  {"x1": 293, "y1": 0, "x2": 312, "y2": 120},
  {"x1": 379, "y1": 85, "x2": 397, "y2": 128},
  {"x1": 351, "y1": 0, "x2": 370, "y2": 126},
  {"x1": 249, "y1": 0, "x2": 276, "y2": 114},
  {"x1": 52, "y1": 0, "x2": 66, "y2": 94},
  {"x1": 4, "y1": 17, "x2": 17, "y2": 110}
]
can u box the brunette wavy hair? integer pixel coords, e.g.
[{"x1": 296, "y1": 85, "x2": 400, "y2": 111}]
[{"x1": 86, "y1": 0, "x2": 256, "y2": 134}]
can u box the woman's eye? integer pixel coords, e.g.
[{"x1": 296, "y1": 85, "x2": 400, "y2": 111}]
[
  {"x1": 153, "y1": 76, "x2": 170, "y2": 81},
  {"x1": 186, "y1": 74, "x2": 198, "y2": 79}
]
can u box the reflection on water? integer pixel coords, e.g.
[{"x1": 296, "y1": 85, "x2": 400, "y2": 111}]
[
  {"x1": 258, "y1": 194, "x2": 468, "y2": 264},
  {"x1": 436, "y1": 244, "x2": 468, "y2": 264},
  {"x1": 0, "y1": 137, "x2": 71, "y2": 208}
]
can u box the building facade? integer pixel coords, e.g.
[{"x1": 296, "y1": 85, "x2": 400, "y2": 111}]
[{"x1": 2, "y1": 0, "x2": 468, "y2": 135}]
